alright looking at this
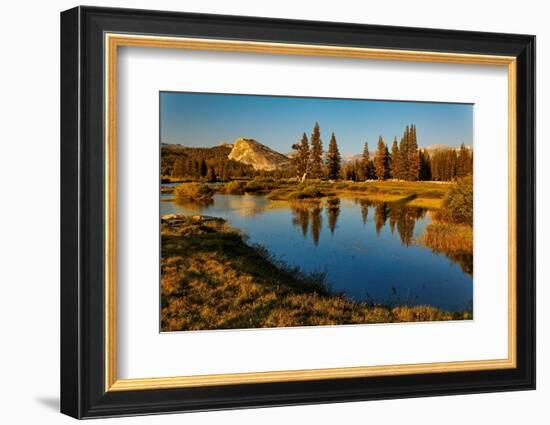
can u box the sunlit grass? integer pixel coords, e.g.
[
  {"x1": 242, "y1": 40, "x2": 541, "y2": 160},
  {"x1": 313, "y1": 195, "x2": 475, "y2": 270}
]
[
  {"x1": 407, "y1": 197, "x2": 443, "y2": 209},
  {"x1": 174, "y1": 183, "x2": 214, "y2": 202},
  {"x1": 161, "y1": 215, "x2": 471, "y2": 331},
  {"x1": 422, "y1": 221, "x2": 473, "y2": 253},
  {"x1": 254, "y1": 179, "x2": 452, "y2": 209},
  {"x1": 420, "y1": 220, "x2": 473, "y2": 275}
]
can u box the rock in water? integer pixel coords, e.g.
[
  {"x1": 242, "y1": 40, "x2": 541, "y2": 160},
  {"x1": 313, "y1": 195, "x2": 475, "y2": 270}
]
[{"x1": 228, "y1": 138, "x2": 290, "y2": 171}]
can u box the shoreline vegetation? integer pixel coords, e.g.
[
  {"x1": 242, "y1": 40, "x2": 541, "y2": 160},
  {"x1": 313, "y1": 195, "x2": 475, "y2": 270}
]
[
  {"x1": 161, "y1": 214, "x2": 472, "y2": 331},
  {"x1": 162, "y1": 178, "x2": 453, "y2": 209}
]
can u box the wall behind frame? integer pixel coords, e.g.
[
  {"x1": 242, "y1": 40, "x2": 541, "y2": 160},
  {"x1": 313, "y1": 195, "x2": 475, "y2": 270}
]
[{"x1": 0, "y1": 1, "x2": 544, "y2": 424}]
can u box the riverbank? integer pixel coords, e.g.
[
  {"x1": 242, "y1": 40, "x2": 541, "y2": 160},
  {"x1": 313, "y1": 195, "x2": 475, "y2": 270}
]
[
  {"x1": 161, "y1": 214, "x2": 472, "y2": 331},
  {"x1": 162, "y1": 178, "x2": 453, "y2": 210}
]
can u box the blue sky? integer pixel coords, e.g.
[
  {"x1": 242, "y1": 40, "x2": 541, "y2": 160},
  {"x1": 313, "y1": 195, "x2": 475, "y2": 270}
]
[{"x1": 160, "y1": 92, "x2": 473, "y2": 155}]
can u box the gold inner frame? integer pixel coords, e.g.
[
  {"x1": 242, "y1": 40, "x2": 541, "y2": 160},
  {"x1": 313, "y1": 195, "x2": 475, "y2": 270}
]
[{"x1": 104, "y1": 33, "x2": 517, "y2": 392}]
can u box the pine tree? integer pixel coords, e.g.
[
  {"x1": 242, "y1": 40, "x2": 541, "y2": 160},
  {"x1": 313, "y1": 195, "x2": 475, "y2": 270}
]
[
  {"x1": 430, "y1": 148, "x2": 458, "y2": 181},
  {"x1": 419, "y1": 149, "x2": 432, "y2": 181},
  {"x1": 456, "y1": 143, "x2": 472, "y2": 177},
  {"x1": 325, "y1": 132, "x2": 341, "y2": 180},
  {"x1": 171, "y1": 157, "x2": 187, "y2": 178},
  {"x1": 291, "y1": 132, "x2": 310, "y2": 180},
  {"x1": 199, "y1": 159, "x2": 207, "y2": 178},
  {"x1": 389, "y1": 137, "x2": 400, "y2": 179},
  {"x1": 206, "y1": 166, "x2": 217, "y2": 182},
  {"x1": 309, "y1": 122, "x2": 323, "y2": 179},
  {"x1": 374, "y1": 136, "x2": 390, "y2": 180},
  {"x1": 398, "y1": 126, "x2": 410, "y2": 180},
  {"x1": 192, "y1": 160, "x2": 199, "y2": 178},
  {"x1": 360, "y1": 142, "x2": 371, "y2": 180},
  {"x1": 407, "y1": 124, "x2": 420, "y2": 180},
  {"x1": 368, "y1": 159, "x2": 376, "y2": 180}
]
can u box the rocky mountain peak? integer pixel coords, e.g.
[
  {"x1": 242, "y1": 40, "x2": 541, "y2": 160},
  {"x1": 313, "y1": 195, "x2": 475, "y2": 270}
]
[{"x1": 228, "y1": 138, "x2": 290, "y2": 171}]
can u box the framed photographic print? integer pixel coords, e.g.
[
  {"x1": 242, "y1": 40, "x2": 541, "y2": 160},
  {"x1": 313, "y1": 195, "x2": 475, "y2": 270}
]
[{"x1": 60, "y1": 6, "x2": 535, "y2": 419}]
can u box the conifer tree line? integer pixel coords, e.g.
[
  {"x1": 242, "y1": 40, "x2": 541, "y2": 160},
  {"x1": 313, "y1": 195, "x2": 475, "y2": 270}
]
[
  {"x1": 163, "y1": 144, "x2": 256, "y2": 182},
  {"x1": 291, "y1": 122, "x2": 473, "y2": 182}
]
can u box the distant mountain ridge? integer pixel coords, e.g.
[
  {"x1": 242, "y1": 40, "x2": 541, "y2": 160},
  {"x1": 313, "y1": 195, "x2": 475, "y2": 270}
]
[
  {"x1": 228, "y1": 138, "x2": 290, "y2": 171},
  {"x1": 339, "y1": 144, "x2": 471, "y2": 164},
  {"x1": 424, "y1": 144, "x2": 472, "y2": 152}
]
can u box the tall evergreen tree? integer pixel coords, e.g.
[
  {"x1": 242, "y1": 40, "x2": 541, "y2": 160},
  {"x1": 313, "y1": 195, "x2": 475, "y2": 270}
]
[
  {"x1": 430, "y1": 148, "x2": 458, "y2": 181},
  {"x1": 171, "y1": 157, "x2": 187, "y2": 178},
  {"x1": 396, "y1": 124, "x2": 420, "y2": 181},
  {"x1": 398, "y1": 126, "x2": 410, "y2": 180},
  {"x1": 309, "y1": 122, "x2": 324, "y2": 179},
  {"x1": 206, "y1": 166, "x2": 217, "y2": 182},
  {"x1": 199, "y1": 159, "x2": 207, "y2": 178},
  {"x1": 360, "y1": 141, "x2": 371, "y2": 180},
  {"x1": 456, "y1": 143, "x2": 473, "y2": 177},
  {"x1": 291, "y1": 132, "x2": 310, "y2": 180},
  {"x1": 389, "y1": 137, "x2": 400, "y2": 179},
  {"x1": 325, "y1": 132, "x2": 341, "y2": 180},
  {"x1": 373, "y1": 136, "x2": 390, "y2": 180},
  {"x1": 407, "y1": 124, "x2": 420, "y2": 180},
  {"x1": 418, "y1": 148, "x2": 432, "y2": 181}
]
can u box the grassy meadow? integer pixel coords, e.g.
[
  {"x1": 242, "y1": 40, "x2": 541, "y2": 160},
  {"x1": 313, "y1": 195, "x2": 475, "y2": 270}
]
[{"x1": 161, "y1": 213, "x2": 471, "y2": 331}]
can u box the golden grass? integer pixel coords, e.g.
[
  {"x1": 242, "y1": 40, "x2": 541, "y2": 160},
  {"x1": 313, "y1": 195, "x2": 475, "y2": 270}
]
[
  {"x1": 349, "y1": 193, "x2": 410, "y2": 203},
  {"x1": 261, "y1": 180, "x2": 451, "y2": 210},
  {"x1": 174, "y1": 183, "x2": 214, "y2": 202},
  {"x1": 161, "y1": 215, "x2": 471, "y2": 331},
  {"x1": 406, "y1": 197, "x2": 443, "y2": 209},
  {"x1": 420, "y1": 220, "x2": 473, "y2": 275},
  {"x1": 422, "y1": 221, "x2": 473, "y2": 253}
]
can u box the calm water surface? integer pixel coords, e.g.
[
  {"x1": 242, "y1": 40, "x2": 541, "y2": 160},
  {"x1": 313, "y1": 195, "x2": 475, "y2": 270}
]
[{"x1": 161, "y1": 192, "x2": 473, "y2": 312}]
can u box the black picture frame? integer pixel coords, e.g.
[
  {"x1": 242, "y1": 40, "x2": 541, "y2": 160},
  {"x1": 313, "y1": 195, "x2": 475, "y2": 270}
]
[{"x1": 61, "y1": 5, "x2": 535, "y2": 419}]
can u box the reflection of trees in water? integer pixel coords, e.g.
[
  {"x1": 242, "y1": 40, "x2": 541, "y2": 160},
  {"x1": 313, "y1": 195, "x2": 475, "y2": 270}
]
[
  {"x1": 396, "y1": 210, "x2": 415, "y2": 246},
  {"x1": 290, "y1": 200, "x2": 336, "y2": 245},
  {"x1": 446, "y1": 251, "x2": 473, "y2": 276},
  {"x1": 291, "y1": 206, "x2": 310, "y2": 238},
  {"x1": 385, "y1": 202, "x2": 426, "y2": 246},
  {"x1": 374, "y1": 203, "x2": 389, "y2": 235},
  {"x1": 310, "y1": 206, "x2": 322, "y2": 246},
  {"x1": 355, "y1": 199, "x2": 426, "y2": 245},
  {"x1": 356, "y1": 199, "x2": 371, "y2": 225},
  {"x1": 174, "y1": 197, "x2": 214, "y2": 212},
  {"x1": 326, "y1": 198, "x2": 341, "y2": 235},
  {"x1": 291, "y1": 201, "x2": 323, "y2": 245},
  {"x1": 291, "y1": 198, "x2": 429, "y2": 248}
]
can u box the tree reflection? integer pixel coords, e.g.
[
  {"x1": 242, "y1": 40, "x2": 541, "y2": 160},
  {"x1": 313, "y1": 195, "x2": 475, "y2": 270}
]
[
  {"x1": 310, "y1": 205, "x2": 322, "y2": 246},
  {"x1": 291, "y1": 201, "x2": 323, "y2": 245},
  {"x1": 374, "y1": 203, "x2": 389, "y2": 235},
  {"x1": 326, "y1": 198, "x2": 341, "y2": 235},
  {"x1": 174, "y1": 197, "x2": 214, "y2": 211},
  {"x1": 291, "y1": 205, "x2": 310, "y2": 238},
  {"x1": 289, "y1": 197, "x2": 472, "y2": 273},
  {"x1": 356, "y1": 199, "x2": 373, "y2": 225}
]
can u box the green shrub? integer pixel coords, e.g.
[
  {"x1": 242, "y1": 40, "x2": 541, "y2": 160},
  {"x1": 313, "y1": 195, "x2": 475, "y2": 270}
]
[
  {"x1": 438, "y1": 176, "x2": 473, "y2": 225},
  {"x1": 294, "y1": 185, "x2": 323, "y2": 199},
  {"x1": 245, "y1": 177, "x2": 278, "y2": 192},
  {"x1": 223, "y1": 180, "x2": 246, "y2": 195},
  {"x1": 174, "y1": 183, "x2": 214, "y2": 202}
]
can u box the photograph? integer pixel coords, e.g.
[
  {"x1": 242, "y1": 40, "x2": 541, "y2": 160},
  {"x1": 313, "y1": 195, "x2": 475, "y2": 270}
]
[
  {"x1": 159, "y1": 92, "x2": 474, "y2": 331},
  {"x1": 57, "y1": 5, "x2": 536, "y2": 419}
]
